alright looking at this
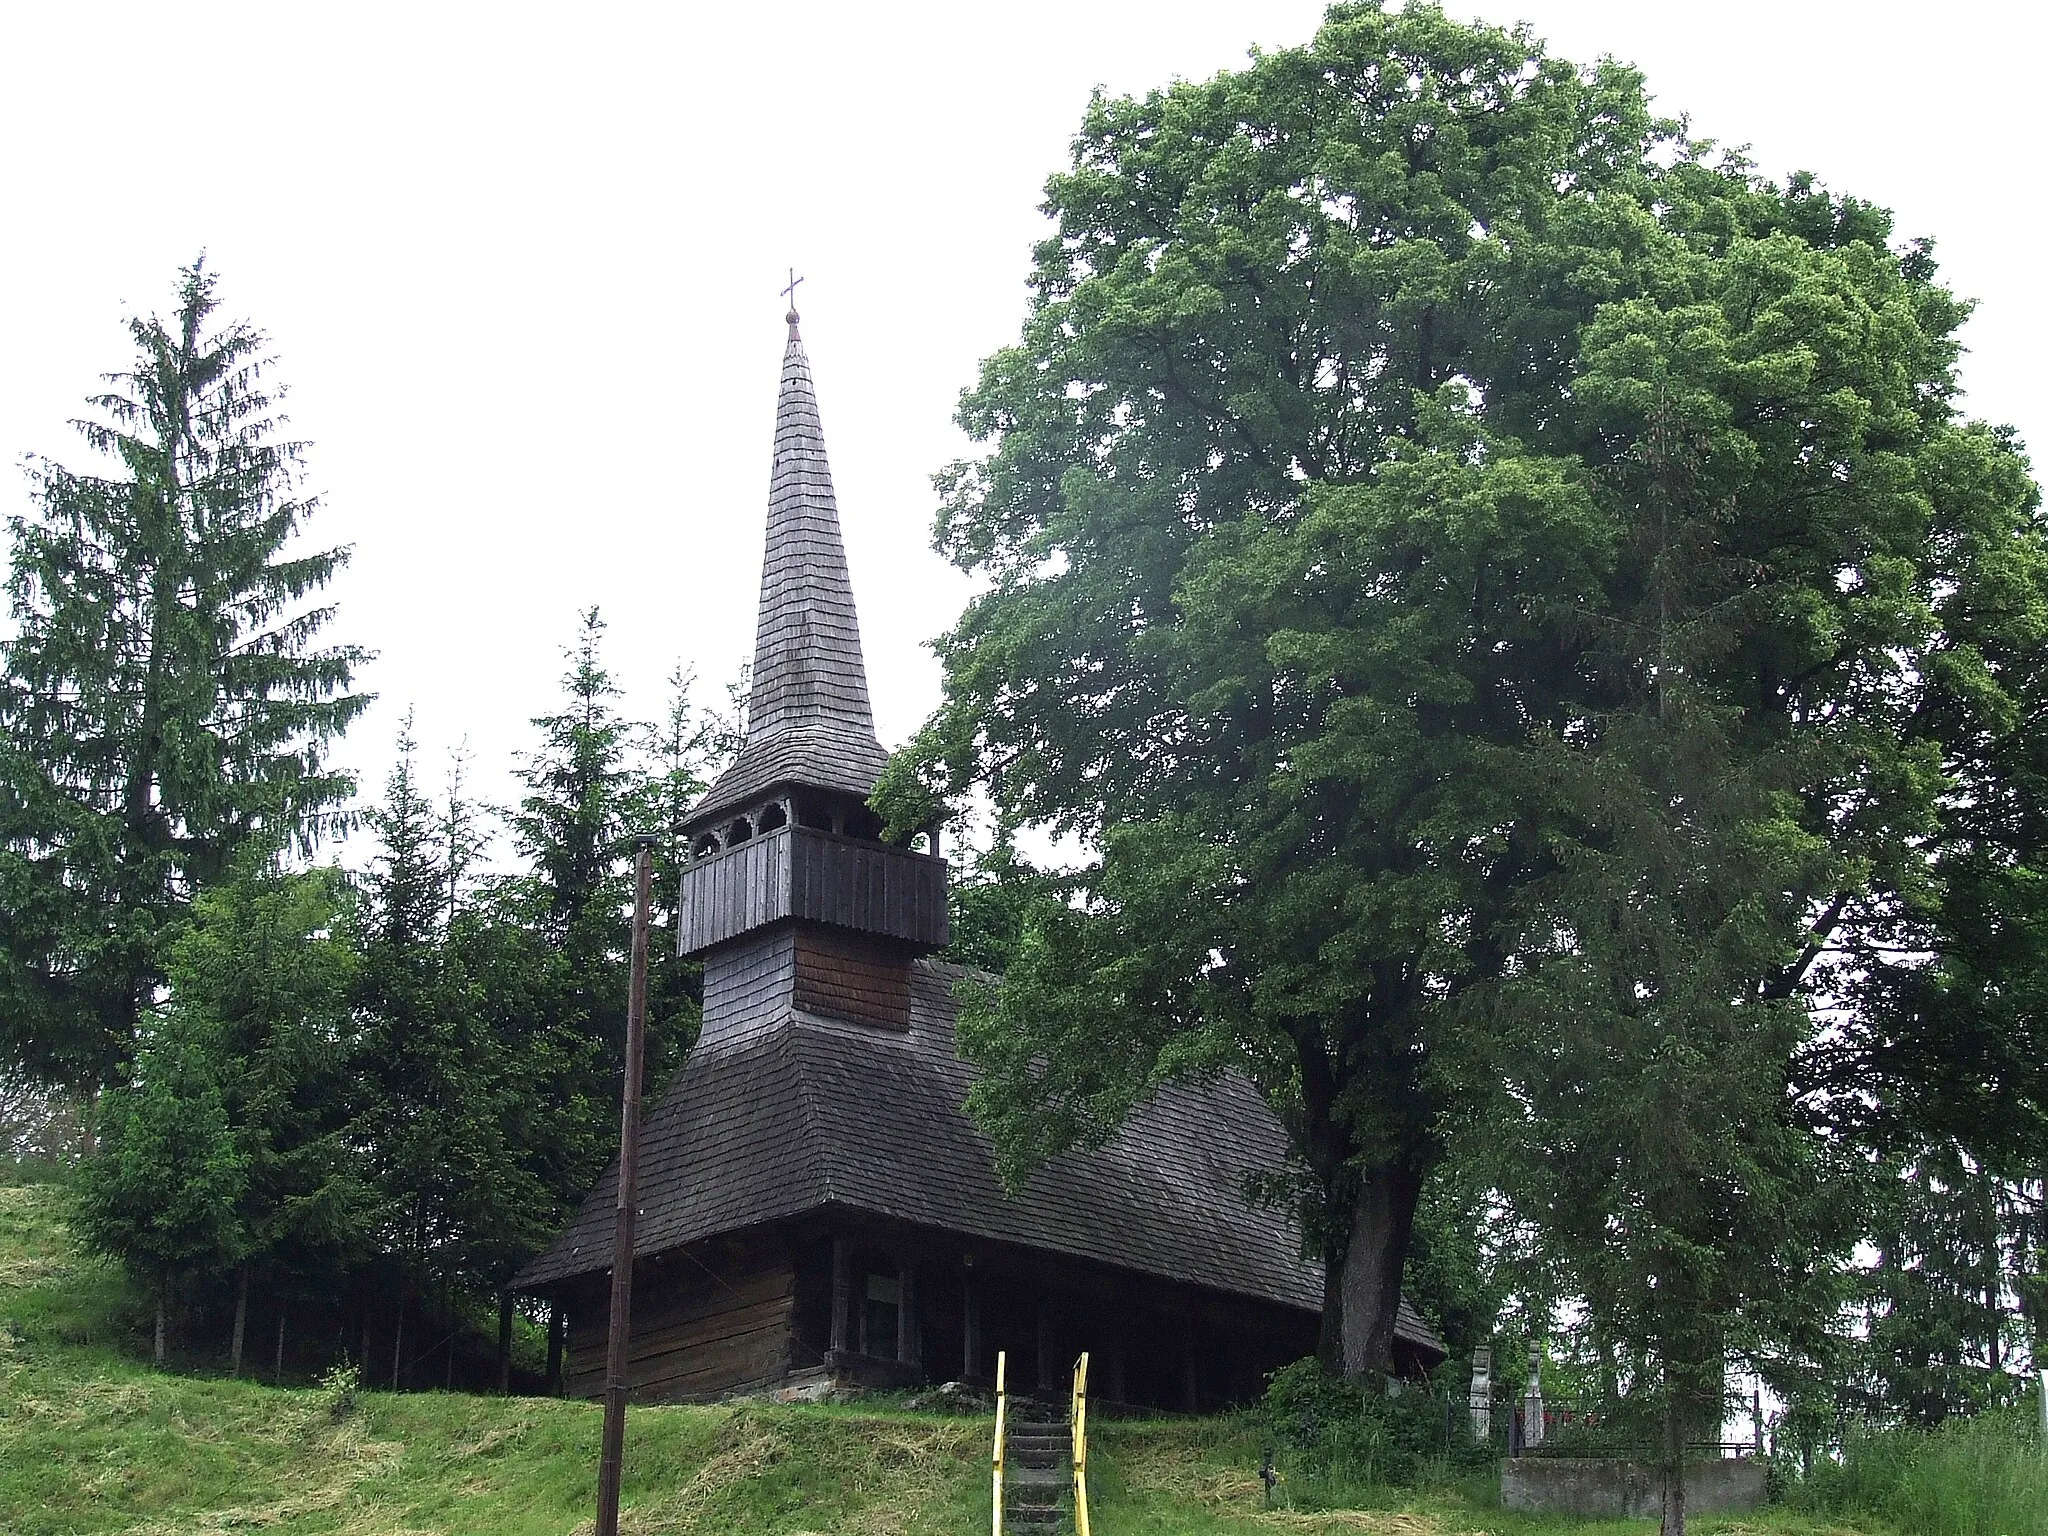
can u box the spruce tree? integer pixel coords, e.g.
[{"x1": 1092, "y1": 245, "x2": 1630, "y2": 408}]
[
  {"x1": 354, "y1": 715, "x2": 467, "y2": 1378},
  {"x1": 161, "y1": 859, "x2": 368, "y2": 1375},
  {"x1": 505, "y1": 609, "x2": 645, "y2": 1089},
  {"x1": 1858, "y1": 1147, "x2": 2034, "y2": 1423},
  {"x1": 73, "y1": 1007, "x2": 246, "y2": 1365},
  {"x1": 355, "y1": 712, "x2": 557, "y2": 1384},
  {"x1": 0, "y1": 259, "x2": 366, "y2": 1093},
  {"x1": 639, "y1": 662, "x2": 743, "y2": 1074}
]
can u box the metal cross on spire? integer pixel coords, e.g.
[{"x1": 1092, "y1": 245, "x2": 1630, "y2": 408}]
[{"x1": 781, "y1": 267, "x2": 804, "y2": 318}]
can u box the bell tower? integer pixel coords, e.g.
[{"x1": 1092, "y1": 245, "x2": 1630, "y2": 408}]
[{"x1": 678, "y1": 303, "x2": 947, "y2": 1044}]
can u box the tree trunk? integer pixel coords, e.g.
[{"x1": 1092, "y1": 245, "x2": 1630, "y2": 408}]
[
  {"x1": 154, "y1": 1273, "x2": 168, "y2": 1368},
  {"x1": 498, "y1": 1293, "x2": 514, "y2": 1396},
  {"x1": 1660, "y1": 1396, "x2": 1687, "y2": 1536},
  {"x1": 274, "y1": 1307, "x2": 287, "y2": 1381},
  {"x1": 1316, "y1": 1255, "x2": 1344, "y2": 1372},
  {"x1": 230, "y1": 1265, "x2": 249, "y2": 1377},
  {"x1": 1984, "y1": 1176, "x2": 2003, "y2": 1376},
  {"x1": 1338, "y1": 1161, "x2": 1424, "y2": 1380}
]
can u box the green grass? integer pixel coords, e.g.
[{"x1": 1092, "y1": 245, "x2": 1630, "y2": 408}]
[
  {"x1": 1794, "y1": 1410, "x2": 2048, "y2": 1536},
  {"x1": 0, "y1": 1181, "x2": 1904, "y2": 1535}
]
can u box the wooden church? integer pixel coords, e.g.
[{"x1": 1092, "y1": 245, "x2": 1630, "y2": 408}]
[{"x1": 513, "y1": 306, "x2": 1445, "y2": 1409}]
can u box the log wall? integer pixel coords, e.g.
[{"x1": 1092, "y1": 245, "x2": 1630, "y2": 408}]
[{"x1": 565, "y1": 1235, "x2": 796, "y2": 1403}]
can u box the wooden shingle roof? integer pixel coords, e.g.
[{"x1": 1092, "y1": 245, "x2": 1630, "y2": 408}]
[
  {"x1": 687, "y1": 313, "x2": 888, "y2": 831},
  {"x1": 515, "y1": 961, "x2": 1443, "y2": 1358}
]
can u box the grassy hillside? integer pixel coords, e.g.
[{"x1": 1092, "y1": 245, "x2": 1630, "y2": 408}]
[{"x1": 0, "y1": 1181, "x2": 1890, "y2": 1536}]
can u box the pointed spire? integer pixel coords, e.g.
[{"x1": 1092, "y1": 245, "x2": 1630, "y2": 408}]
[{"x1": 685, "y1": 308, "x2": 889, "y2": 832}]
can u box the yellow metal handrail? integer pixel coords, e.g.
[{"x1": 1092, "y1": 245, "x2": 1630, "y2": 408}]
[
  {"x1": 991, "y1": 1349, "x2": 1007, "y2": 1536},
  {"x1": 1071, "y1": 1351, "x2": 1091, "y2": 1536}
]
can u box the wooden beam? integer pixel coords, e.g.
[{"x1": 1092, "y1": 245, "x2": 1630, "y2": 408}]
[
  {"x1": 899, "y1": 1261, "x2": 917, "y2": 1367},
  {"x1": 547, "y1": 1302, "x2": 565, "y2": 1396},
  {"x1": 963, "y1": 1277, "x2": 980, "y2": 1381},
  {"x1": 830, "y1": 1236, "x2": 849, "y2": 1355}
]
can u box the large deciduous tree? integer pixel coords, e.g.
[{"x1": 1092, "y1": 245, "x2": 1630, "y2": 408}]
[
  {"x1": 0, "y1": 259, "x2": 366, "y2": 1093},
  {"x1": 878, "y1": 0, "x2": 2047, "y2": 1402}
]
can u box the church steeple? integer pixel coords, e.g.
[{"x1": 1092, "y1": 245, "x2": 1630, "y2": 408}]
[
  {"x1": 684, "y1": 306, "x2": 889, "y2": 845},
  {"x1": 676, "y1": 302, "x2": 947, "y2": 1007}
]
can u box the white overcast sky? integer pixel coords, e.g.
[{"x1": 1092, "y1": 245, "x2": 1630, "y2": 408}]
[{"x1": 2, "y1": 1, "x2": 2040, "y2": 855}]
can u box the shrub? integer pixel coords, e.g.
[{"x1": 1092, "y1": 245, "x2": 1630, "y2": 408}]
[
  {"x1": 321, "y1": 1362, "x2": 361, "y2": 1422},
  {"x1": 1260, "y1": 1357, "x2": 1489, "y2": 1499}
]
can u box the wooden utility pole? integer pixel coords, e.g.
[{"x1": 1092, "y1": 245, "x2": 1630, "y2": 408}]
[{"x1": 595, "y1": 835, "x2": 656, "y2": 1536}]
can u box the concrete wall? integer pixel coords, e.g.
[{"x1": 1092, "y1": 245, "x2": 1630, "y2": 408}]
[{"x1": 1500, "y1": 1456, "x2": 1767, "y2": 1519}]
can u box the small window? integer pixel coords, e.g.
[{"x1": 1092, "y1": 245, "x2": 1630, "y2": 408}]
[
  {"x1": 862, "y1": 1272, "x2": 900, "y2": 1359},
  {"x1": 691, "y1": 833, "x2": 722, "y2": 859},
  {"x1": 726, "y1": 816, "x2": 753, "y2": 846},
  {"x1": 757, "y1": 801, "x2": 788, "y2": 832}
]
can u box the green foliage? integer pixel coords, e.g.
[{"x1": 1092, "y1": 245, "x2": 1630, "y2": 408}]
[
  {"x1": 72, "y1": 1010, "x2": 246, "y2": 1289},
  {"x1": 894, "y1": 0, "x2": 2047, "y2": 1398},
  {"x1": 1262, "y1": 1358, "x2": 1489, "y2": 1494},
  {"x1": 24, "y1": 596, "x2": 743, "y2": 1380},
  {"x1": 168, "y1": 860, "x2": 371, "y2": 1294},
  {"x1": 0, "y1": 259, "x2": 366, "y2": 1094},
  {"x1": 0, "y1": 1069, "x2": 83, "y2": 1180},
  {"x1": 1854, "y1": 1147, "x2": 2039, "y2": 1424},
  {"x1": 639, "y1": 660, "x2": 740, "y2": 1078},
  {"x1": 355, "y1": 716, "x2": 561, "y2": 1303},
  {"x1": 937, "y1": 839, "x2": 1073, "y2": 974},
  {"x1": 1795, "y1": 1408, "x2": 2048, "y2": 1536},
  {"x1": 320, "y1": 1359, "x2": 361, "y2": 1421}
]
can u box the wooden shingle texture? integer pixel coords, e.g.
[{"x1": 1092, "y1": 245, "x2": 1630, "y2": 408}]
[
  {"x1": 688, "y1": 318, "x2": 889, "y2": 830},
  {"x1": 516, "y1": 960, "x2": 1441, "y2": 1357}
]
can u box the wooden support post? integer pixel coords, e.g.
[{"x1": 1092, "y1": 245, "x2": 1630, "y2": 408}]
[
  {"x1": 963, "y1": 1277, "x2": 980, "y2": 1381},
  {"x1": 499, "y1": 1293, "x2": 515, "y2": 1396},
  {"x1": 899, "y1": 1262, "x2": 918, "y2": 1367},
  {"x1": 230, "y1": 1265, "x2": 249, "y2": 1376},
  {"x1": 546, "y1": 1302, "x2": 565, "y2": 1396},
  {"x1": 830, "y1": 1237, "x2": 850, "y2": 1355},
  {"x1": 1036, "y1": 1308, "x2": 1052, "y2": 1394},
  {"x1": 594, "y1": 839, "x2": 654, "y2": 1536}
]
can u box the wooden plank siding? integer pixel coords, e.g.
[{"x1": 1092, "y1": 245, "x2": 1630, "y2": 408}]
[
  {"x1": 565, "y1": 1237, "x2": 797, "y2": 1403},
  {"x1": 680, "y1": 825, "x2": 947, "y2": 956}
]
